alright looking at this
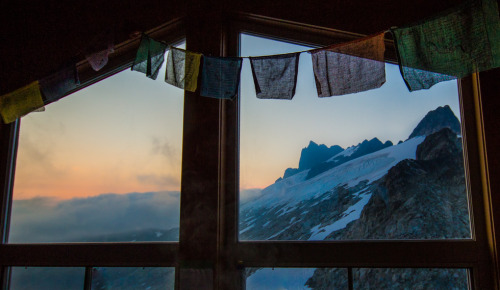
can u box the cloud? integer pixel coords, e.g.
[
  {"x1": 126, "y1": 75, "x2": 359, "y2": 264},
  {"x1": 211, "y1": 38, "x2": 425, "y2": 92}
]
[
  {"x1": 17, "y1": 136, "x2": 60, "y2": 174},
  {"x1": 136, "y1": 174, "x2": 180, "y2": 188},
  {"x1": 9, "y1": 191, "x2": 180, "y2": 243},
  {"x1": 151, "y1": 137, "x2": 177, "y2": 161},
  {"x1": 240, "y1": 188, "x2": 263, "y2": 203}
]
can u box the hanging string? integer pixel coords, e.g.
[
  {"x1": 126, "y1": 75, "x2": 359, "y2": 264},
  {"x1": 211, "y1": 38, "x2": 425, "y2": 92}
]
[{"x1": 157, "y1": 29, "x2": 392, "y2": 60}]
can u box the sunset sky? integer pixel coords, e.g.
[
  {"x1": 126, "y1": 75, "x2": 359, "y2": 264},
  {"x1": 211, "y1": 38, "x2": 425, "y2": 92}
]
[
  {"x1": 13, "y1": 47, "x2": 185, "y2": 200},
  {"x1": 12, "y1": 35, "x2": 460, "y2": 200}
]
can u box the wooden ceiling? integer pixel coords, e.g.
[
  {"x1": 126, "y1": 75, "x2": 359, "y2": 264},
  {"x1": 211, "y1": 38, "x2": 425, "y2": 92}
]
[{"x1": 0, "y1": 0, "x2": 466, "y2": 93}]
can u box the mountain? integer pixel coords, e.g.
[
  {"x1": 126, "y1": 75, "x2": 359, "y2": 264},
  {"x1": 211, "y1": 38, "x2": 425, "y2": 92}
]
[
  {"x1": 280, "y1": 137, "x2": 393, "y2": 181},
  {"x1": 298, "y1": 141, "x2": 344, "y2": 170},
  {"x1": 240, "y1": 106, "x2": 469, "y2": 288},
  {"x1": 279, "y1": 142, "x2": 343, "y2": 181},
  {"x1": 239, "y1": 136, "x2": 426, "y2": 241},
  {"x1": 305, "y1": 138, "x2": 393, "y2": 180},
  {"x1": 408, "y1": 105, "x2": 461, "y2": 139},
  {"x1": 305, "y1": 128, "x2": 468, "y2": 289}
]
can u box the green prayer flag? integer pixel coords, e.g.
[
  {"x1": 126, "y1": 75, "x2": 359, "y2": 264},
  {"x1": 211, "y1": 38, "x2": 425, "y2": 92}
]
[
  {"x1": 132, "y1": 34, "x2": 167, "y2": 80},
  {"x1": 392, "y1": 0, "x2": 500, "y2": 91}
]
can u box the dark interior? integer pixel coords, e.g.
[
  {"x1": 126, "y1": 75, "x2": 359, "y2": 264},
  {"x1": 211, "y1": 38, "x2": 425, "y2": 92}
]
[{"x1": 1, "y1": 0, "x2": 499, "y2": 288}]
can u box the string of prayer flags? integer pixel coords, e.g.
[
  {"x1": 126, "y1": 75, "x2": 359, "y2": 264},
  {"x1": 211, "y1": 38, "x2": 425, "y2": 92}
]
[
  {"x1": 165, "y1": 47, "x2": 202, "y2": 92},
  {"x1": 310, "y1": 33, "x2": 386, "y2": 97},
  {"x1": 40, "y1": 66, "x2": 80, "y2": 105},
  {"x1": 200, "y1": 56, "x2": 243, "y2": 99},
  {"x1": 0, "y1": 81, "x2": 45, "y2": 123},
  {"x1": 132, "y1": 34, "x2": 167, "y2": 80},
  {"x1": 249, "y1": 53, "x2": 300, "y2": 100},
  {"x1": 86, "y1": 43, "x2": 114, "y2": 71},
  {"x1": 392, "y1": 0, "x2": 500, "y2": 91}
]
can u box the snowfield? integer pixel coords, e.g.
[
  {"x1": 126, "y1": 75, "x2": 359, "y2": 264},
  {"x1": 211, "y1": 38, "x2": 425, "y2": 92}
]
[{"x1": 241, "y1": 136, "x2": 425, "y2": 212}]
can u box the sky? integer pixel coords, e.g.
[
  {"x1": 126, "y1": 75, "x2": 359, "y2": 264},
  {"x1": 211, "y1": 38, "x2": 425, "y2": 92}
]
[
  {"x1": 12, "y1": 34, "x2": 460, "y2": 201},
  {"x1": 239, "y1": 33, "x2": 460, "y2": 190},
  {"x1": 13, "y1": 45, "x2": 185, "y2": 200}
]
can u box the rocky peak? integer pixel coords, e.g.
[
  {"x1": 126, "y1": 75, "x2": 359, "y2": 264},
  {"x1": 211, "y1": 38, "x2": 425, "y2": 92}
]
[
  {"x1": 298, "y1": 141, "x2": 343, "y2": 171},
  {"x1": 408, "y1": 105, "x2": 461, "y2": 139},
  {"x1": 305, "y1": 138, "x2": 393, "y2": 180},
  {"x1": 354, "y1": 138, "x2": 392, "y2": 157},
  {"x1": 416, "y1": 128, "x2": 462, "y2": 161}
]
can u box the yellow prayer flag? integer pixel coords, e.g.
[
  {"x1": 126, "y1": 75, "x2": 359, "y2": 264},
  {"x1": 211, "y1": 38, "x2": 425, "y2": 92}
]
[
  {"x1": 165, "y1": 48, "x2": 202, "y2": 92},
  {"x1": 0, "y1": 81, "x2": 45, "y2": 123},
  {"x1": 184, "y1": 51, "x2": 202, "y2": 92}
]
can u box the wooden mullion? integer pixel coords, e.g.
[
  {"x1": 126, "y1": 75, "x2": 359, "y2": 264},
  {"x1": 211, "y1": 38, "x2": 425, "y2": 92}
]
[
  {"x1": 0, "y1": 243, "x2": 178, "y2": 267},
  {"x1": 237, "y1": 240, "x2": 480, "y2": 268}
]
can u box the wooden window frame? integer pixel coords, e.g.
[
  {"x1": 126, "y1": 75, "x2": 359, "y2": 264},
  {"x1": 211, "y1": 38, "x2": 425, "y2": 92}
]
[
  {"x1": 222, "y1": 13, "x2": 498, "y2": 290},
  {"x1": 0, "y1": 10, "x2": 497, "y2": 290},
  {"x1": 0, "y1": 18, "x2": 185, "y2": 290}
]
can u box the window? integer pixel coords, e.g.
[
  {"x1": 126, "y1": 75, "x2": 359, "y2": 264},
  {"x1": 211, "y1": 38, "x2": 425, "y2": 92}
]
[
  {"x1": 0, "y1": 21, "x2": 184, "y2": 289},
  {"x1": 229, "y1": 16, "x2": 496, "y2": 290},
  {"x1": 236, "y1": 32, "x2": 473, "y2": 288},
  {"x1": 238, "y1": 34, "x2": 470, "y2": 243},
  {"x1": 0, "y1": 11, "x2": 497, "y2": 290},
  {"x1": 9, "y1": 43, "x2": 184, "y2": 243}
]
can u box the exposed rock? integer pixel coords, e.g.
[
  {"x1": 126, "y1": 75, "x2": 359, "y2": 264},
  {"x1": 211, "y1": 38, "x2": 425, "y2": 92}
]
[
  {"x1": 306, "y1": 129, "x2": 469, "y2": 289},
  {"x1": 283, "y1": 167, "x2": 301, "y2": 179},
  {"x1": 306, "y1": 138, "x2": 393, "y2": 180},
  {"x1": 298, "y1": 141, "x2": 343, "y2": 171},
  {"x1": 277, "y1": 142, "x2": 343, "y2": 181},
  {"x1": 408, "y1": 105, "x2": 461, "y2": 139},
  {"x1": 416, "y1": 127, "x2": 462, "y2": 161}
]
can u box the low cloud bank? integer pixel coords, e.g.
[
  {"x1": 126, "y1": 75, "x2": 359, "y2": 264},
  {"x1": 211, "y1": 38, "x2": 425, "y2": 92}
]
[{"x1": 9, "y1": 191, "x2": 180, "y2": 243}]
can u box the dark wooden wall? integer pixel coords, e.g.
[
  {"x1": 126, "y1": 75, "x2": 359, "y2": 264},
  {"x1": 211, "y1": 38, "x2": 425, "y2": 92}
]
[
  {"x1": 0, "y1": 0, "x2": 467, "y2": 93},
  {"x1": 1, "y1": 0, "x2": 499, "y2": 285}
]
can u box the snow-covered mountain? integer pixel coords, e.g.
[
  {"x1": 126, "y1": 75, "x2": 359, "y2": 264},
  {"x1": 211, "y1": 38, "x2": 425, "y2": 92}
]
[
  {"x1": 241, "y1": 106, "x2": 470, "y2": 289},
  {"x1": 240, "y1": 137, "x2": 424, "y2": 241},
  {"x1": 240, "y1": 106, "x2": 466, "y2": 242}
]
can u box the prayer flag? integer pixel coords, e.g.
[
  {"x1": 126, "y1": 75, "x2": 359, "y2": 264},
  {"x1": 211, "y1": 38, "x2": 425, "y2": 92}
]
[
  {"x1": 200, "y1": 56, "x2": 243, "y2": 99},
  {"x1": 249, "y1": 53, "x2": 300, "y2": 100},
  {"x1": 392, "y1": 0, "x2": 500, "y2": 91},
  {"x1": 86, "y1": 43, "x2": 114, "y2": 71},
  {"x1": 165, "y1": 47, "x2": 202, "y2": 92},
  {"x1": 0, "y1": 81, "x2": 45, "y2": 123},
  {"x1": 310, "y1": 33, "x2": 386, "y2": 97},
  {"x1": 132, "y1": 34, "x2": 167, "y2": 80},
  {"x1": 40, "y1": 66, "x2": 79, "y2": 105},
  {"x1": 398, "y1": 67, "x2": 456, "y2": 91}
]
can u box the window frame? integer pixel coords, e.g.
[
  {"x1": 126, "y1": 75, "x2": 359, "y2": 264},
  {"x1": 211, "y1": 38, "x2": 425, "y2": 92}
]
[
  {"x1": 0, "y1": 11, "x2": 497, "y2": 290},
  {"x1": 0, "y1": 18, "x2": 185, "y2": 289},
  {"x1": 224, "y1": 13, "x2": 497, "y2": 290}
]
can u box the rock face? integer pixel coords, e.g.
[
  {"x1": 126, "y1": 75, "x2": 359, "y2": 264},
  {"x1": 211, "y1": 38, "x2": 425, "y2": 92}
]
[
  {"x1": 242, "y1": 107, "x2": 468, "y2": 288},
  {"x1": 298, "y1": 141, "x2": 343, "y2": 170},
  {"x1": 306, "y1": 138, "x2": 393, "y2": 180},
  {"x1": 408, "y1": 105, "x2": 461, "y2": 139},
  {"x1": 305, "y1": 128, "x2": 469, "y2": 289},
  {"x1": 280, "y1": 141, "x2": 343, "y2": 180},
  {"x1": 416, "y1": 127, "x2": 462, "y2": 161},
  {"x1": 282, "y1": 167, "x2": 301, "y2": 179}
]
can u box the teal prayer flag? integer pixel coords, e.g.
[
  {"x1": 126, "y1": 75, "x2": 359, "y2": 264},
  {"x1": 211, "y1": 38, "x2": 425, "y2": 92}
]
[
  {"x1": 132, "y1": 34, "x2": 167, "y2": 80},
  {"x1": 200, "y1": 56, "x2": 243, "y2": 99},
  {"x1": 392, "y1": 0, "x2": 500, "y2": 91}
]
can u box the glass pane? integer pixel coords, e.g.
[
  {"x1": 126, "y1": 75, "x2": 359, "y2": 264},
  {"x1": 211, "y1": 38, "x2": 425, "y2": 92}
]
[
  {"x1": 239, "y1": 34, "x2": 471, "y2": 241},
  {"x1": 10, "y1": 267, "x2": 85, "y2": 290},
  {"x1": 353, "y1": 268, "x2": 469, "y2": 289},
  {"x1": 91, "y1": 267, "x2": 174, "y2": 290},
  {"x1": 245, "y1": 268, "x2": 348, "y2": 290},
  {"x1": 9, "y1": 43, "x2": 185, "y2": 243}
]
